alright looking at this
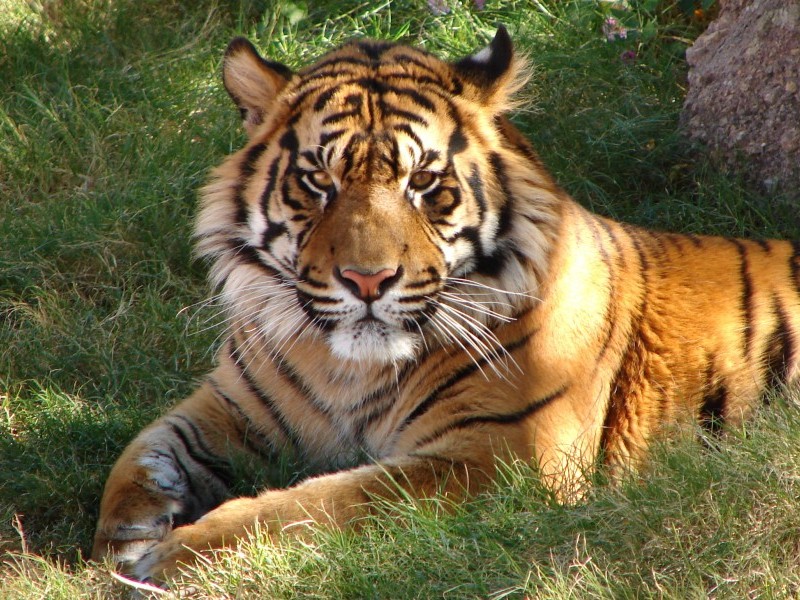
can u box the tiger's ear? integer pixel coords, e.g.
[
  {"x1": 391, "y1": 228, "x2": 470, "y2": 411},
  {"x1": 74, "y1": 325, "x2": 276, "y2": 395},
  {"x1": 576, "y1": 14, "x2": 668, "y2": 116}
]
[
  {"x1": 223, "y1": 38, "x2": 293, "y2": 137},
  {"x1": 453, "y1": 26, "x2": 523, "y2": 111}
]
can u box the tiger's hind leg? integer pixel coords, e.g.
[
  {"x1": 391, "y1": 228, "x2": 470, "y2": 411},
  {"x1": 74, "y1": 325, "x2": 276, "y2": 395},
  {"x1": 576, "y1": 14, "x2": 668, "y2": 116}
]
[{"x1": 91, "y1": 383, "x2": 260, "y2": 568}]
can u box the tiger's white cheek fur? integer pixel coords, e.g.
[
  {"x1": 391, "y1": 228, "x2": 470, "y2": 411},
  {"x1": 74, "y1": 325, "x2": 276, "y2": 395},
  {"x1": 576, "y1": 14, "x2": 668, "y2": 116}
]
[
  {"x1": 270, "y1": 234, "x2": 298, "y2": 271},
  {"x1": 328, "y1": 323, "x2": 420, "y2": 364}
]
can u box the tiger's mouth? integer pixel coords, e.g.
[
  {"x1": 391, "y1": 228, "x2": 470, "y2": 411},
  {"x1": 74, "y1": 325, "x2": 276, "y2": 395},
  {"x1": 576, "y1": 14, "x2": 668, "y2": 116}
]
[{"x1": 326, "y1": 315, "x2": 422, "y2": 364}]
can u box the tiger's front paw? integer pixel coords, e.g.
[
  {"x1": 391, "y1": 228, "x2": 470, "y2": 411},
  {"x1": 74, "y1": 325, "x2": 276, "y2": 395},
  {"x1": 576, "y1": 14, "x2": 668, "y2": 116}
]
[
  {"x1": 92, "y1": 513, "x2": 174, "y2": 569},
  {"x1": 129, "y1": 498, "x2": 259, "y2": 582},
  {"x1": 129, "y1": 527, "x2": 200, "y2": 583}
]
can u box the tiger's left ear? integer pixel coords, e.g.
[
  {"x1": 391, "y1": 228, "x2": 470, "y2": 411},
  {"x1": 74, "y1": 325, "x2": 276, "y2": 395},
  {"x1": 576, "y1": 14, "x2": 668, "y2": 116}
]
[
  {"x1": 223, "y1": 38, "x2": 293, "y2": 137},
  {"x1": 453, "y1": 26, "x2": 523, "y2": 110}
]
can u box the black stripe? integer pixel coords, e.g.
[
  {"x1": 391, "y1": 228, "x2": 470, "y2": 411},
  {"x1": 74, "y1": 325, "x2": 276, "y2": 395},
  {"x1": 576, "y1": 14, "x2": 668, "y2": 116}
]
[
  {"x1": 686, "y1": 233, "x2": 704, "y2": 248},
  {"x1": 350, "y1": 364, "x2": 417, "y2": 446},
  {"x1": 447, "y1": 128, "x2": 467, "y2": 161},
  {"x1": 791, "y1": 241, "x2": 800, "y2": 294},
  {"x1": 406, "y1": 276, "x2": 441, "y2": 290},
  {"x1": 663, "y1": 233, "x2": 688, "y2": 255},
  {"x1": 349, "y1": 367, "x2": 411, "y2": 418},
  {"x1": 700, "y1": 360, "x2": 727, "y2": 432},
  {"x1": 763, "y1": 296, "x2": 796, "y2": 387},
  {"x1": 380, "y1": 72, "x2": 458, "y2": 93},
  {"x1": 272, "y1": 356, "x2": 335, "y2": 421},
  {"x1": 279, "y1": 129, "x2": 299, "y2": 152},
  {"x1": 293, "y1": 168, "x2": 325, "y2": 205},
  {"x1": 523, "y1": 214, "x2": 549, "y2": 227},
  {"x1": 166, "y1": 420, "x2": 234, "y2": 490},
  {"x1": 214, "y1": 243, "x2": 284, "y2": 293},
  {"x1": 465, "y1": 164, "x2": 486, "y2": 219},
  {"x1": 387, "y1": 87, "x2": 436, "y2": 112},
  {"x1": 159, "y1": 446, "x2": 204, "y2": 523},
  {"x1": 388, "y1": 135, "x2": 400, "y2": 179},
  {"x1": 474, "y1": 247, "x2": 511, "y2": 278},
  {"x1": 296, "y1": 294, "x2": 338, "y2": 330},
  {"x1": 261, "y1": 220, "x2": 288, "y2": 249},
  {"x1": 299, "y1": 273, "x2": 328, "y2": 289},
  {"x1": 424, "y1": 185, "x2": 460, "y2": 216},
  {"x1": 295, "y1": 288, "x2": 341, "y2": 304},
  {"x1": 260, "y1": 156, "x2": 281, "y2": 218},
  {"x1": 412, "y1": 387, "x2": 566, "y2": 451},
  {"x1": 381, "y1": 104, "x2": 428, "y2": 126},
  {"x1": 234, "y1": 142, "x2": 268, "y2": 224},
  {"x1": 319, "y1": 128, "x2": 348, "y2": 148},
  {"x1": 355, "y1": 40, "x2": 395, "y2": 60},
  {"x1": 380, "y1": 53, "x2": 443, "y2": 81},
  {"x1": 391, "y1": 123, "x2": 424, "y2": 155},
  {"x1": 406, "y1": 279, "x2": 441, "y2": 292},
  {"x1": 396, "y1": 293, "x2": 428, "y2": 304},
  {"x1": 241, "y1": 142, "x2": 268, "y2": 175},
  {"x1": 339, "y1": 133, "x2": 362, "y2": 180},
  {"x1": 489, "y1": 153, "x2": 514, "y2": 238},
  {"x1": 313, "y1": 85, "x2": 343, "y2": 111},
  {"x1": 229, "y1": 341, "x2": 300, "y2": 448},
  {"x1": 419, "y1": 149, "x2": 441, "y2": 168},
  {"x1": 585, "y1": 215, "x2": 619, "y2": 361},
  {"x1": 304, "y1": 56, "x2": 373, "y2": 76},
  {"x1": 401, "y1": 334, "x2": 532, "y2": 431},
  {"x1": 322, "y1": 109, "x2": 361, "y2": 125},
  {"x1": 599, "y1": 312, "x2": 650, "y2": 456},
  {"x1": 172, "y1": 415, "x2": 227, "y2": 466},
  {"x1": 353, "y1": 395, "x2": 398, "y2": 447},
  {"x1": 208, "y1": 379, "x2": 277, "y2": 457},
  {"x1": 732, "y1": 240, "x2": 756, "y2": 359},
  {"x1": 291, "y1": 214, "x2": 309, "y2": 225},
  {"x1": 496, "y1": 116, "x2": 545, "y2": 168},
  {"x1": 291, "y1": 82, "x2": 347, "y2": 112},
  {"x1": 621, "y1": 223, "x2": 650, "y2": 272},
  {"x1": 447, "y1": 225, "x2": 482, "y2": 257},
  {"x1": 300, "y1": 149, "x2": 320, "y2": 166}
]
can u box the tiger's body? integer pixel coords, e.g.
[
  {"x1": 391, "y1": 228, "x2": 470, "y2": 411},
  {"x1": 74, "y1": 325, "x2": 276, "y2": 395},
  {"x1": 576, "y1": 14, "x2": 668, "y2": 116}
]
[{"x1": 92, "y1": 28, "x2": 800, "y2": 581}]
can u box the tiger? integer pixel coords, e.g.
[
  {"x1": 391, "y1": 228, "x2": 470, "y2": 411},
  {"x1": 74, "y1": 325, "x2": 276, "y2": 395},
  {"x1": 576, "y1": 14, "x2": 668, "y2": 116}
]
[{"x1": 92, "y1": 27, "x2": 800, "y2": 583}]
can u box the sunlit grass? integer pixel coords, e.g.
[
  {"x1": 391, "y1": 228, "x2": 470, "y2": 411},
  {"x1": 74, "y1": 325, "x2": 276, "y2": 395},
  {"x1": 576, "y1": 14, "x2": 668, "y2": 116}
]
[{"x1": 2, "y1": 0, "x2": 798, "y2": 597}]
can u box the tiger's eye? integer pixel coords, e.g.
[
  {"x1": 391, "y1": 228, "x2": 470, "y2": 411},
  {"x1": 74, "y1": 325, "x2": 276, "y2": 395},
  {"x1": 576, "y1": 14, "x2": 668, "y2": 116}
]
[
  {"x1": 409, "y1": 170, "x2": 437, "y2": 191},
  {"x1": 308, "y1": 170, "x2": 334, "y2": 189}
]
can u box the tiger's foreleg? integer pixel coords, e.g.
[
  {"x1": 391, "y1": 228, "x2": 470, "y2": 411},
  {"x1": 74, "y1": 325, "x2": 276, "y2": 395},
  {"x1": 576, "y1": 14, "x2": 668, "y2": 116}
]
[
  {"x1": 129, "y1": 453, "x2": 495, "y2": 582},
  {"x1": 92, "y1": 383, "x2": 259, "y2": 567}
]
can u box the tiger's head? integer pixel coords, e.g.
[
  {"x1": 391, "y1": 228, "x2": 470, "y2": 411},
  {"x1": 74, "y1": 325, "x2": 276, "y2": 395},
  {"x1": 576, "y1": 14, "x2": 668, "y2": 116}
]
[{"x1": 196, "y1": 28, "x2": 560, "y2": 366}]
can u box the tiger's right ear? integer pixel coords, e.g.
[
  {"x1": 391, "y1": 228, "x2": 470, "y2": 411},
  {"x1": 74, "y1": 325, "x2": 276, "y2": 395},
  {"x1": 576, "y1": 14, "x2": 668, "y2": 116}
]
[{"x1": 223, "y1": 38, "x2": 293, "y2": 137}]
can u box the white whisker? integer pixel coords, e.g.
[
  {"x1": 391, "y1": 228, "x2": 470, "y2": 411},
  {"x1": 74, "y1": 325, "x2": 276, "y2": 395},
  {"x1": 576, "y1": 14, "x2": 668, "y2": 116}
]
[
  {"x1": 445, "y1": 276, "x2": 538, "y2": 300},
  {"x1": 425, "y1": 292, "x2": 523, "y2": 381},
  {"x1": 439, "y1": 312, "x2": 505, "y2": 379},
  {"x1": 439, "y1": 291, "x2": 516, "y2": 323},
  {"x1": 435, "y1": 301, "x2": 521, "y2": 377},
  {"x1": 427, "y1": 306, "x2": 492, "y2": 379}
]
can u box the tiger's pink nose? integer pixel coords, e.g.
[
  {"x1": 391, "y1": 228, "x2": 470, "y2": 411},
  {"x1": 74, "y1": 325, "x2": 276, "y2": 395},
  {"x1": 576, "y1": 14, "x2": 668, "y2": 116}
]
[{"x1": 336, "y1": 267, "x2": 400, "y2": 302}]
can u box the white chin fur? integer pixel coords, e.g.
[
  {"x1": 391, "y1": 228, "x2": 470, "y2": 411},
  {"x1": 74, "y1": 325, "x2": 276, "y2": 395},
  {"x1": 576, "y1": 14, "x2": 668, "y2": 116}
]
[{"x1": 328, "y1": 322, "x2": 419, "y2": 364}]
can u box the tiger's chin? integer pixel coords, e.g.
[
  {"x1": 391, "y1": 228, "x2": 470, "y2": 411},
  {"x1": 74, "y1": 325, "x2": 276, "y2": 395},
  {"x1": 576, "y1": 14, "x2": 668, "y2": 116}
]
[{"x1": 327, "y1": 321, "x2": 420, "y2": 365}]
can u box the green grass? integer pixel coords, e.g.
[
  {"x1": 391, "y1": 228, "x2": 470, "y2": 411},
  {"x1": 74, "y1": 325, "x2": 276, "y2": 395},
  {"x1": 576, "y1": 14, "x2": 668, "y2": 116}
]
[{"x1": 1, "y1": 0, "x2": 799, "y2": 597}]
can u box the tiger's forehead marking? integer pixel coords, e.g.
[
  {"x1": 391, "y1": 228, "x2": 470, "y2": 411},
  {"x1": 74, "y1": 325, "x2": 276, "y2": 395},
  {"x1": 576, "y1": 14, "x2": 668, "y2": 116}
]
[
  {"x1": 287, "y1": 40, "x2": 462, "y2": 123},
  {"x1": 298, "y1": 40, "x2": 460, "y2": 91},
  {"x1": 282, "y1": 40, "x2": 466, "y2": 182}
]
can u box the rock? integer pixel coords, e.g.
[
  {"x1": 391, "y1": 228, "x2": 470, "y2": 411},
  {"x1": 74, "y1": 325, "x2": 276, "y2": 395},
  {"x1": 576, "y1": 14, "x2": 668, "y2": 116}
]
[{"x1": 681, "y1": 0, "x2": 800, "y2": 196}]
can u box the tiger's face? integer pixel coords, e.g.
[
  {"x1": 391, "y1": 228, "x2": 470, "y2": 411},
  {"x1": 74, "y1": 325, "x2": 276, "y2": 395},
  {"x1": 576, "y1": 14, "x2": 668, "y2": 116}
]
[{"x1": 198, "y1": 30, "x2": 545, "y2": 365}]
